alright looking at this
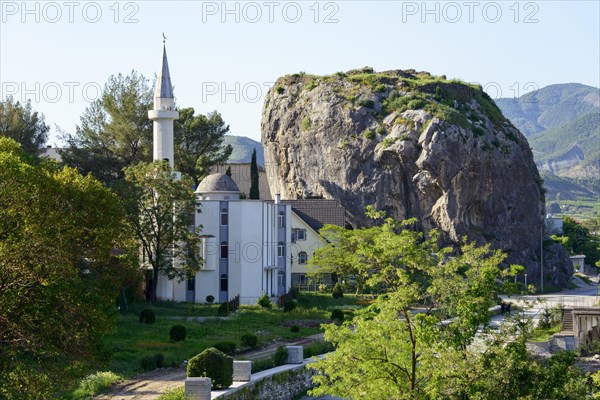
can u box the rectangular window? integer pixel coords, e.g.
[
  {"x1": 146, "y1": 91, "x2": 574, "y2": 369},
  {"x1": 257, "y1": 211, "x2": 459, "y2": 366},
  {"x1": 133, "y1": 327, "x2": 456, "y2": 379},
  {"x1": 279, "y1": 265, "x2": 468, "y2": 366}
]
[
  {"x1": 187, "y1": 278, "x2": 195, "y2": 291},
  {"x1": 278, "y1": 212, "x2": 285, "y2": 227},
  {"x1": 221, "y1": 242, "x2": 228, "y2": 258},
  {"x1": 277, "y1": 242, "x2": 285, "y2": 257},
  {"x1": 296, "y1": 229, "x2": 306, "y2": 240},
  {"x1": 220, "y1": 209, "x2": 228, "y2": 226}
]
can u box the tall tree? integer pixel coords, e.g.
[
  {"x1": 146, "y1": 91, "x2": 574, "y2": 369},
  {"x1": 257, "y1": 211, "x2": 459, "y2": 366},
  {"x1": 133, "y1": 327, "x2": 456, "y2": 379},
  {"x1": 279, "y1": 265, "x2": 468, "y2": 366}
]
[
  {"x1": 121, "y1": 160, "x2": 202, "y2": 301},
  {"x1": 0, "y1": 138, "x2": 127, "y2": 399},
  {"x1": 0, "y1": 97, "x2": 49, "y2": 157},
  {"x1": 174, "y1": 108, "x2": 232, "y2": 185},
  {"x1": 249, "y1": 148, "x2": 259, "y2": 199},
  {"x1": 60, "y1": 71, "x2": 153, "y2": 184}
]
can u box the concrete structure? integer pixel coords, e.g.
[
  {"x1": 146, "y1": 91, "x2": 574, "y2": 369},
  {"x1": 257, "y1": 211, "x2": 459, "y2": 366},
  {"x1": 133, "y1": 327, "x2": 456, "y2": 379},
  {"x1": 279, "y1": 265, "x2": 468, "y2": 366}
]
[
  {"x1": 233, "y1": 361, "x2": 252, "y2": 382},
  {"x1": 570, "y1": 255, "x2": 586, "y2": 272},
  {"x1": 285, "y1": 345, "x2": 304, "y2": 364},
  {"x1": 148, "y1": 44, "x2": 291, "y2": 305},
  {"x1": 185, "y1": 377, "x2": 211, "y2": 400},
  {"x1": 572, "y1": 307, "x2": 600, "y2": 347}
]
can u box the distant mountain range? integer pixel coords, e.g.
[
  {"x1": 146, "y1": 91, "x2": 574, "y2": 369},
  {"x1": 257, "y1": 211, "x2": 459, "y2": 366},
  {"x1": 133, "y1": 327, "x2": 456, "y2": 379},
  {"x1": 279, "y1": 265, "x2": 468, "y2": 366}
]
[
  {"x1": 495, "y1": 83, "x2": 599, "y2": 219},
  {"x1": 223, "y1": 135, "x2": 264, "y2": 166}
]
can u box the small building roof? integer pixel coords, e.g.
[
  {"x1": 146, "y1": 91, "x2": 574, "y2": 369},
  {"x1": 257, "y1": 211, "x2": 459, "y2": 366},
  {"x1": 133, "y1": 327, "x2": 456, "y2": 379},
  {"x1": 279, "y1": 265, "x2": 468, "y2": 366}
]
[
  {"x1": 282, "y1": 199, "x2": 346, "y2": 232},
  {"x1": 195, "y1": 173, "x2": 240, "y2": 194}
]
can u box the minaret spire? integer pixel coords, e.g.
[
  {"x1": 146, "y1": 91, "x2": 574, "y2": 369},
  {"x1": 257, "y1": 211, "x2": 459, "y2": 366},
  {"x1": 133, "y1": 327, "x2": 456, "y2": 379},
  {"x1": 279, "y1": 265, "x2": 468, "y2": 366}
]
[{"x1": 148, "y1": 37, "x2": 178, "y2": 168}]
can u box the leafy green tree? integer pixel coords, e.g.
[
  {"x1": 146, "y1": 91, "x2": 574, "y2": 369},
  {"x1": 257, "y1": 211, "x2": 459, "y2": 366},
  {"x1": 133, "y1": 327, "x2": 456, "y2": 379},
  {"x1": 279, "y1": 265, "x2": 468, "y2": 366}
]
[
  {"x1": 557, "y1": 216, "x2": 600, "y2": 267},
  {"x1": 174, "y1": 108, "x2": 232, "y2": 186},
  {"x1": 60, "y1": 71, "x2": 154, "y2": 184},
  {"x1": 0, "y1": 138, "x2": 126, "y2": 398},
  {"x1": 249, "y1": 148, "x2": 259, "y2": 199},
  {"x1": 0, "y1": 97, "x2": 49, "y2": 156},
  {"x1": 121, "y1": 161, "x2": 202, "y2": 301}
]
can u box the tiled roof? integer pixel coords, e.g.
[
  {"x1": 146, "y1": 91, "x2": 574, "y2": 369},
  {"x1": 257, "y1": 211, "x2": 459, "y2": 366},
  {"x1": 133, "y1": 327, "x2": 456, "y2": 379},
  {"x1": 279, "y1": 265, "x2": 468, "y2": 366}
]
[{"x1": 282, "y1": 199, "x2": 346, "y2": 232}]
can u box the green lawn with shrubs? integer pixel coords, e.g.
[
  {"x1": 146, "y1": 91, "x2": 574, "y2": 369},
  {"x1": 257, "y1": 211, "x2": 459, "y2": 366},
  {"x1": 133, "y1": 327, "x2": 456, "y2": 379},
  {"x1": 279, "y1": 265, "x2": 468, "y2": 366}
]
[{"x1": 102, "y1": 292, "x2": 371, "y2": 378}]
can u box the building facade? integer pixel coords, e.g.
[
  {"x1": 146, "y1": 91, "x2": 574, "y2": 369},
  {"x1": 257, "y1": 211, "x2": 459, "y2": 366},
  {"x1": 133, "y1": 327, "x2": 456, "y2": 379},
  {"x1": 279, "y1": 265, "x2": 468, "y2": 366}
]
[{"x1": 149, "y1": 44, "x2": 291, "y2": 304}]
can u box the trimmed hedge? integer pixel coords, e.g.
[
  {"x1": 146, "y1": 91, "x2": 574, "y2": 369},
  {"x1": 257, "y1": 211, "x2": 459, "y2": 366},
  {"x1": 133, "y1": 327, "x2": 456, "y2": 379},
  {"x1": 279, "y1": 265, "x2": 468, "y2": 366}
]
[
  {"x1": 214, "y1": 341, "x2": 236, "y2": 354},
  {"x1": 169, "y1": 325, "x2": 187, "y2": 342},
  {"x1": 332, "y1": 282, "x2": 344, "y2": 298},
  {"x1": 241, "y1": 333, "x2": 258, "y2": 348},
  {"x1": 187, "y1": 347, "x2": 233, "y2": 390},
  {"x1": 139, "y1": 308, "x2": 156, "y2": 324}
]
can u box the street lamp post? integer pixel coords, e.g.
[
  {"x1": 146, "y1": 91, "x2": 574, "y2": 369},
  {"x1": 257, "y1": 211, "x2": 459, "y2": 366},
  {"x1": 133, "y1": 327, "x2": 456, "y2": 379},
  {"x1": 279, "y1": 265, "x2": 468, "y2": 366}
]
[{"x1": 540, "y1": 223, "x2": 544, "y2": 293}]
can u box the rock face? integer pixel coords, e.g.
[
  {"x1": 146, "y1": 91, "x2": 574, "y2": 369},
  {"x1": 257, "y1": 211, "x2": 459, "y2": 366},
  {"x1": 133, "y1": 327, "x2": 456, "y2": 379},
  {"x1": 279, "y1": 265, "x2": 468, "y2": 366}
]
[{"x1": 262, "y1": 68, "x2": 573, "y2": 287}]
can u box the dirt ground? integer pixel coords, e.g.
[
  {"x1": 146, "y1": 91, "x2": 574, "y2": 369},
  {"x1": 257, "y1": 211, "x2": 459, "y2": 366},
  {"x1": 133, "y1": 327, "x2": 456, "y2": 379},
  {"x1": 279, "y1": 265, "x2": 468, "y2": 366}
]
[{"x1": 94, "y1": 334, "x2": 324, "y2": 400}]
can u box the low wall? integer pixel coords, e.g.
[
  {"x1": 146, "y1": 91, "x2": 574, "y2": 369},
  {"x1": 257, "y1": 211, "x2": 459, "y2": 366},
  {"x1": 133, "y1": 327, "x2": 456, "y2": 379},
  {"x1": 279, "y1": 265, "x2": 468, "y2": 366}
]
[{"x1": 219, "y1": 364, "x2": 314, "y2": 400}]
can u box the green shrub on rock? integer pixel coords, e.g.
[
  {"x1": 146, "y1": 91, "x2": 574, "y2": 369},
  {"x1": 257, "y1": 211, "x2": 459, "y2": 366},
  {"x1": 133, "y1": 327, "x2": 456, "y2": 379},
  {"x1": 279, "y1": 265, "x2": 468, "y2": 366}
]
[
  {"x1": 169, "y1": 325, "x2": 187, "y2": 342},
  {"x1": 187, "y1": 347, "x2": 233, "y2": 390},
  {"x1": 241, "y1": 333, "x2": 258, "y2": 348},
  {"x1": 139, "y1": 308, "x2": 156, "y2": 324}
]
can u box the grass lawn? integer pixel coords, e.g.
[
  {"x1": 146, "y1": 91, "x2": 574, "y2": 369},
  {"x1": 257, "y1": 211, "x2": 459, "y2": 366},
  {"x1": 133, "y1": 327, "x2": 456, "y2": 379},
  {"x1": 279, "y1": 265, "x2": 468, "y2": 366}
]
[
  {"x1": 530, "y1": 322, "x2": 562, "y2": 342},
  {"x1": 103, "y1": 293, "x2": 371, "y2": 378}
]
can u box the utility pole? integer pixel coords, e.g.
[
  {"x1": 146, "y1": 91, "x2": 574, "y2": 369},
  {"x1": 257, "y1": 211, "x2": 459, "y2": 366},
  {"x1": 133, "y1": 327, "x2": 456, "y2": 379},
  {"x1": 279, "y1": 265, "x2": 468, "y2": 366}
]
[{"x1": 540, "y1": 222, "x2": 544, "y2": 293}]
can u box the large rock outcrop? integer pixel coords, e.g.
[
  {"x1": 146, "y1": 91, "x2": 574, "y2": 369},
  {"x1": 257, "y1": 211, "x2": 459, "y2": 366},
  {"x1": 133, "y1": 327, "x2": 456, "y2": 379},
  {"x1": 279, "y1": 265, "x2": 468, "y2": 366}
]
[{"x1": 262, "y1": 68, "x2": 573, "y2": 287}]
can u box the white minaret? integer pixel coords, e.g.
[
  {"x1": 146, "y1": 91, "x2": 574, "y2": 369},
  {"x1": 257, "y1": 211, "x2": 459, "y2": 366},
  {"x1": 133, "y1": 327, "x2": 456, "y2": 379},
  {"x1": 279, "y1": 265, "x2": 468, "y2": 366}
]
[{"x1": 148, "y1": 41, "x2": 178, "y2": 168}]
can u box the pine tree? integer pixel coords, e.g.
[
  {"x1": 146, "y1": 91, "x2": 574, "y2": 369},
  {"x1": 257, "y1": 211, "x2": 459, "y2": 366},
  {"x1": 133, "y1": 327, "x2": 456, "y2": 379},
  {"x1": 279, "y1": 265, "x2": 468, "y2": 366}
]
[{"x1": 249, "y1": 148, "x2": 260, "y2": 199}]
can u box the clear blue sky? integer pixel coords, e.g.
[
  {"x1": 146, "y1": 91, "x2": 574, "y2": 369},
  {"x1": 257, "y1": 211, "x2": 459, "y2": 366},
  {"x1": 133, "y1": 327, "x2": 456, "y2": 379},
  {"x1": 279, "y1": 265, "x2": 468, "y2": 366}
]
[{"x1": 1, "y1": 1, "x2": 599, "y2": 144}]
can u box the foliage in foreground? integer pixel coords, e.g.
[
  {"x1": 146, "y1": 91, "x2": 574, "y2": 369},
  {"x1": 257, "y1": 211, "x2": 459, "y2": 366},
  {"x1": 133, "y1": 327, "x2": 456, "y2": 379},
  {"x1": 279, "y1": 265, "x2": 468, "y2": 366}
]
[
  {"x1": 308, "y1": 208, "x2": 594, "y2": 399},
  {"x1": 187, "y1": 347, "x2": 233, "y2": 390},
  {"x1": 0, "y1": 138, "x2": 129, "y2": 399},
  {"x1": 72, "y1": 371, "x2": 122, "y2": 399}
]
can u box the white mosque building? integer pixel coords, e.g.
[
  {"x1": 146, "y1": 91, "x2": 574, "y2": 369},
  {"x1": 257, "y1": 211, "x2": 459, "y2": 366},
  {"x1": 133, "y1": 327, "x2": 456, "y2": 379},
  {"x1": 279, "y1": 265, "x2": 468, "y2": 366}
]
[{"x1": 149, "y1": 44, "x2": 292, "y2": 304}]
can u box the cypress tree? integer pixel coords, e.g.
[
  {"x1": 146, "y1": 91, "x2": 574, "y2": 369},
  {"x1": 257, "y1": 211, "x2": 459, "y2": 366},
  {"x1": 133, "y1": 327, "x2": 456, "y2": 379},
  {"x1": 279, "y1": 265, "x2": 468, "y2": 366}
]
[{"x1": 249, "y1": 149, "x2": 260, "y2": 199}]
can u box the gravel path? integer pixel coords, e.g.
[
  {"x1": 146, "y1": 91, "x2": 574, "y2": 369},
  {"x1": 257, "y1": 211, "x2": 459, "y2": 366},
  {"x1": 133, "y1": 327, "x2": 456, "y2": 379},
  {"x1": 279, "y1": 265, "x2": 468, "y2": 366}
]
[{"x1": 94, "y1": 333, "x2": 324, "y2": 400}]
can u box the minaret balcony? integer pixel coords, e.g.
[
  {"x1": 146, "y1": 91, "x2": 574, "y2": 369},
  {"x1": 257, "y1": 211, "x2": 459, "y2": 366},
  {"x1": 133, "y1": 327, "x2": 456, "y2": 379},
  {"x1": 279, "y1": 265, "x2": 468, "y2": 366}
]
[{"x1": 148, "y1": 109, "x2": 179, "y2": 120}]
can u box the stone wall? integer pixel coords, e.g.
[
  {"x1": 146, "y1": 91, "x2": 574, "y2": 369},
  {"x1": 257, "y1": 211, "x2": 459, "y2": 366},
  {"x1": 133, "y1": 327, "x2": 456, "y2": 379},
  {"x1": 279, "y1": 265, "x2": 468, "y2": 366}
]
[{"x1": 219, "y1": 365, "x2": 314, "y2": 400}]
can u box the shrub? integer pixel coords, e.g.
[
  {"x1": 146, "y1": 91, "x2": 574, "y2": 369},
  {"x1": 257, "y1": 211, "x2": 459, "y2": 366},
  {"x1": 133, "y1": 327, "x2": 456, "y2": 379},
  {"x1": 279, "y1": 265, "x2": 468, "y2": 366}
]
[
  {"x1": 213, "y1": 341, "x2": 236, "y2": 354},
  {"x1": 331, "y1": 309, "x2": 344, "y2": 322},
  {"x1": 139, "y1": 308, "x2": 155, "y2": 324},
  {"x1": 140, "y1": 353, "x2": 164, "y2": 371},
  {"x1": 290, "y1": 325, "x2": 300, "y2": 333},
  {"x1": 375, "y1": 126, "x2": 386, "y2": 136},
  {"x1": 300, "y1": 117, "x2": 311, "y2": 131},
  {"x1": 363, "y1": 129, "x2": 375, "y2": 140},
  {"x1": 169, "y1": 325, "x2": 187, "y2": 342},
  {"x1": 273, "y1": 346, "x2": 288, "y2": 366},
  {"x1": 257, "y1": 293, "x2": 273, "y2": 309},
  {"x1": 72, "y1": 371, "x2": 122, "y2": 399},
  {"x1": 205, "y1": 295, "x2": 215, "y2": 304},
  {"x1": 187, "y1": 347, "x2": 233, "y2": 390},
  {"x1": 332, "y1": 282, "x2": 344, "y2": 298},
  {"x1": 218, "y1": 302, "x2": 230, "y2": 316},
  {"x1": 283, "y1": 299, "x2": 297, "y2": 312},
  {"x1": 304, "y1": 341, "x2": 335, "y2": 358},
  {"x1": 357, "y1": 98, "x2": 375, "y2": 108},
  {"x1": 241, "y1": 333, "x2": 258, "y2": 348},
  {"x1": 275, "y1": 86, "x2": 285, "y2": 94},
  {"x1": 157, "y1": 387, "x2": 188, "y2": 400}
]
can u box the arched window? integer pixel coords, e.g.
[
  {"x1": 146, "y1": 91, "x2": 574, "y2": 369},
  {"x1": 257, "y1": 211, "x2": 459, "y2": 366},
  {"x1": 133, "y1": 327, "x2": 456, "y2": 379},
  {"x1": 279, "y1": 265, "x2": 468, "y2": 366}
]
[
  {"x1": 221, "y1": 241, "x2": 228, "y2": 258},
  {"x1": 220, "y1": 274, "x2": 228, "y2": 291},
  {"x1": 277, "y1": 242, "x2": 285, "y2": 257},
  {"x1": 298, "y1": 251, "x2": 308, "y2": 264}
]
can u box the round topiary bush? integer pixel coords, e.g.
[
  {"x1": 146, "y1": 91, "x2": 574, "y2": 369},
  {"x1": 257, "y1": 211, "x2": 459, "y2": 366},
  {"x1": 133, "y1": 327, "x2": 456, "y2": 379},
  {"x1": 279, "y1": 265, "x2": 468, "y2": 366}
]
[
  {"x1": 241, "y1": 333, "x2": 258, "y2": 348},
  {"x1": 206, "y1": 295, "x2": 215, "y2": 304},
  {"x1": 213, "y1": 341, "x2": 236, "y2": 354},
  {"x1": 169, "y1": 325, "x2": 187, "y2": 342},
  {"x1": 331, "y1": 309, "x2": 344, "y2": 322},
  {"x1": 290, "y1": 325, "x2": 300, "y2": 333},
  {"x1": 332, "y1": 282, "x2": 344, "y2": 299},
  {"x1": 283, "y1": 299, "x2": 297, "y2": 312},
  {"x1": 139, "y1": 308, "x2": 156, "y2": 324},
  {"x1": 187, "y1": 347, "x2": 233, "y2": 390}
]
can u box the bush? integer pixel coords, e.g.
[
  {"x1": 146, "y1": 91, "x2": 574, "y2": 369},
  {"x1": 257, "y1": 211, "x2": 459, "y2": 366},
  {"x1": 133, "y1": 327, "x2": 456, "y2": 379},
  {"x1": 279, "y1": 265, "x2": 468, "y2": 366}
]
[
  {"x1": 290, "y1": 325, "x2": 300, "y2": 333},
  {"x1": 72, "y1": 371, "x2": 122, "y2": 399},
  {"x1": 363, "y1": 129, "x2": 375, "y2": 140},
  {"x1": 273, "y1": 346, "x2": 288, "y2": 366},
  {"x1": 331, "y1": 309, "x2": 345, "y2": 322},
  {"x1": 283, "y1": 299, "x2": 297, "y2": 312},
  {"x1": 218, "y1": 302, "x2": 230, "y2": 316},
  {"x1": 213, "y1": 341, "x2": 236, "y2": 354},
  {"x1": 241, "y1": 333, "x2": 258, "y2": 348},
  {"x1": 257, "y1": 293, "x2": 273, "y2": 309},
  {"x1": 332, "y1": 282, "x2": 344, "y2": 298},
  {"x1": 304, "y1": 341, "x2": 335, "y2": 358},
  {"x1": 187, "y1": 347, "x2": 233, "y2": 390},
  {"x1": 205, "y1": 295, "x2": 215, "y2": 304},
  {"x1": 169, "y1": 325, "x2": 187, "y2": 342},
  {"x1": 139, "y1": 308, "x2": 155, "y2": 324},
  {"x1": 157, "y1": 387, "x2": 188, "y2": 400},
  {"x1": 140, "y1": 353, "x2": 164, "y2": 371}
]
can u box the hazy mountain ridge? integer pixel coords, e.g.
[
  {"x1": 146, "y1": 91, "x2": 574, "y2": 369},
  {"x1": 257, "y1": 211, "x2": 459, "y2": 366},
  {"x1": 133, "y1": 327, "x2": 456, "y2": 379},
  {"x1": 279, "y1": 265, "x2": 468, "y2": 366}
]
[{"x1": 223, "y1": 135, "x2": 264, "y2": 166}]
